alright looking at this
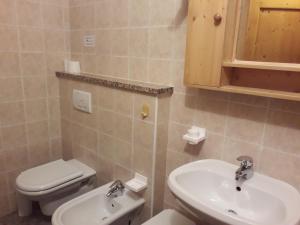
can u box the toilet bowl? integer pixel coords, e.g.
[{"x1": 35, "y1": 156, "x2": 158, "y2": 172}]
[{"x1": 16, "y1": 159, "x2": 96, "y2": 217}]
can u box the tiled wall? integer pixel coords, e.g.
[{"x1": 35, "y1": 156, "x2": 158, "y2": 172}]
[
  {"x1": 0, "y1": 0, "x2": 69, "y2": 216},
  {"x1": 59, "y1": 78, "x2": 170, "y2": 221},
  {"x1": 67, "y1": 0, "x2": 300, "y2": 224}
]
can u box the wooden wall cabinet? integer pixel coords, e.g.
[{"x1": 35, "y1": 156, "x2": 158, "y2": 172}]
[{"x1": 184, "y1": 0, "x2": 300, "y2": 101}]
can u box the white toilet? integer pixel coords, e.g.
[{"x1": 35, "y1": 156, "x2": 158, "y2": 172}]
[{"x1": 16, "y1": 159, "x2": 96, "y2": 217}]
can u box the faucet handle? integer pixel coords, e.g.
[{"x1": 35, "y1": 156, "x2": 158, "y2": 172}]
[
  {"x1": 109, "y1": 180, "x2": 124, "y2": 189},
  {"x1": 237, "y1": 155, "x2": 253, "y2": 168}
]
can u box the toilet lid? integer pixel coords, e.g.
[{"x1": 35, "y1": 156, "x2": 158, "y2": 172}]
[{"x1": 16, "y1": 159, "x2": 84, "y2": 192}]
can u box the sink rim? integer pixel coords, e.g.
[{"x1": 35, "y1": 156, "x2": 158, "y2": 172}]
[
  {"x1": 168, "y1": 159, "x2": 300, "y2": 225},
  {"x1": 52, "y1": 182, "x2": 145, "y2": 225}
]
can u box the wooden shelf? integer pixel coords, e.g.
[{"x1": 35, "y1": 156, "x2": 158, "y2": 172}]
[
  {"x1": 220, "y1": 85, "x2": 300, "y2": 101},
  {"x1": 189, "y1": 84, "x2": 300, "y2": 102},
  {"x1": 223, "y1": 60, "x2": 300, "y2": 72}
]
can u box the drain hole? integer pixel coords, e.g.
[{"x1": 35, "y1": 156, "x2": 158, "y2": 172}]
[
  {"x1": 102, "y1": 217, "x2": 108, "y2": 221},
  {"x1": 228, "y1": 209, "x2": 238, "y2": 215},
  {"x1": 236, "y1": 186, "x2": 241, "y2": 191}
]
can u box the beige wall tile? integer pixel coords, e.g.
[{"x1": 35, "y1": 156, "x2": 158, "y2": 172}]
[
  {"x1": 114, "y1": 139, "x2": 132, "y2": 169},
  {"x1": 42, "y1": 4, "x2": 64, "y2": 28},
  {"x1": 133, "y1": 147, "x2": 153, "y2": 178},
  {"x1": 129, "y1": 58, "x2": 148, "y2": 82},
  {"x1": 111, "y1": 29, "x2": 128, "y2": 56},
  {"x1": 0, "y1": 102, "x2": 25, "y2": 126},
  {"x1": 113, "y1": 164, "x2": 132, "y2": 181},
  {"x1": 170, "y1": 93, "x2": 195, "y2": 125},
  {"x1": 0, "y1": 0, "x2": 16, "y2": 25},
  {"x1": 149, "y1": 27, "x2": 173, "y2": 58},
  {"x1": 114, "y1": 90, "x2": 133, "y2": 116},
  {"x1": 172, "y1": 25, "x2": 187, "y2": 59},
  {"x1": 95, "y1": 30, "x2": 112, "y2": 55},
  {"x1": 0, "y1": 195, "x2": 10, "y2": 217},
  {"x1": 44, "y1": 30, "x2": 66, "y2": 53},
  {"x1": 70, "y1": 30, "x2": 83, "y2": 53},
  {"x1": 69, "y1": 6, "x2": 81, "y2": 29},
  {"x1": 20, "y1": 28, "x2": 44, "y2": 52},
  {"x1": 0, "y1": 27, "x2": 18, "y2": 51},
  {"x1": 270, "y1": 99, "x2": 300, "y2": 114},
  {"x1": 27, "y1": 121, "x2": 49, "y2": 145},
  {"x1": 0, "y1": 53, "x2": 20, "y2": 77},
  {"x1": 21, "y1": 53, "x2": 45, "y2": 76},
  {"x1": 111, "y1": 56, "x2": 128, "y2": 78},
  {"x1": 80, "y1": 4, "x2": 95, "y2": 29},
  {"x1": 4, "y1": 146, "x2": 28, "y2": 171},
  {"x1": 148, "y1": 59, "x2": 171, "y2": 85},
  {"x1": 114, "y1": 114, "x2": 132, "y2": 143},
  {"x1": 95, "y1": 54, "x2": 112, "y2": 75},
  {"x1": 17, "y1": 0, "x2": 42, "y2": 27},
  {"x1": 1, "y1": 125, "x2": 27, "y2": 148},
  {"x1": 98, "y1": 133, "x2": 115, "y2": 160},
  {"x1": 129, "y1": 29, "x2": 148, "y2": 57},
  {"x1": 95, "y1": 0, "x2": 112, "y2": 28},
  {"x1": 98, "y1": 109, "x2": 115, "y2": 136},
  {"x1": 134, "y1": 120, "x2": 154, "y2": 151},
  {"x1": 259, "y1": 149, "x2": 300, "y2": 190},
  {"x1": 23, "y1": 76, "x2": 47, "y2": 99},
  {"x1": 98, "y1": 86, "x2": 115, "y2": 110},
  {"x1": 111, "y1": 0, "x2": 128, "y2": 28},
  {"x1": 264, "y1": 110, "x2": 300, "y2": 155},
  {"x1": 149, "y1": 0, "x2": 175, "y2": 26},
  {"x1": 25, "y1": 99, "x2": 48, "y2": 122},
  {"x1": 129, "y1": 0, "x2": 149, "y2": 26},
  {"x1": 47, "y1": 76, "x2": 60, "y2": 97},
  {"x1": 222, "y1": 139, "x2": 261, "y2": 167},
  {"x1": 227, "y1": 103, "x2": 267, "y2": 144},
  {"x1": 28, "y1": 140, "x2": 50, "y2": 166},
  {"x1": 0, "y1": 78, "x2": 23, "y2": 102},
  {"x1": 195, "y1": 96, "x2": 228, "y2": 134}
]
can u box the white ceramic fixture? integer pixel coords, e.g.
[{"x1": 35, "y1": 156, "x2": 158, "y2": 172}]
[
  {"x1": 182, "y1": 126, "x2": 206, "y2": 145},
  {"x1": 168, "y1": 159, "x2": 300, "y2": 225},
  {"x1": 52, "y1": 182, "x2": 145, "y2": 225},
  {"x1": 16, "y1": 159, "x2": 96, "y2": 216},
  {"x1": 125, "y1": 173, "x2": 148, "y2": 193}
]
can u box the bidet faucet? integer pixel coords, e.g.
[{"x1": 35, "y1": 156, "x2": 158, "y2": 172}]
[
  {"x1": 235, "y1": 155, "x2": 253, "y2": 181},
  {"x1": 106, "y1": 180, "x2": 125, "y2": 197}
]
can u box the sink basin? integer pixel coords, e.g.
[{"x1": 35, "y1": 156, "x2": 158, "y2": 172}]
[
  {"x1": 168, "y1": 159, "x2": 300, "y2": 225},
  {"x1": 52, "y1": 182, "x2": 145, "y2": 225}
]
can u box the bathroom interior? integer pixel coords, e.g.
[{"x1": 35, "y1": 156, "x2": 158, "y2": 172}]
[{"x1": 1, "y1": 0, "x2": 300, "y2": 225}]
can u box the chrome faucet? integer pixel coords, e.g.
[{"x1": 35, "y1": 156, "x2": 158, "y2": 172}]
[
  {"x1": 235, "y1": 156, "x2": 253, "y2": 181},
  {"x1": 106, "y1": 180, "x2": 125, "y2": 198}
]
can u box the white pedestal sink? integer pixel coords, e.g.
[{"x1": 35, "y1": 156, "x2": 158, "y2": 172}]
[{"x1": 168, "y1": 159, "x2": 300, "y2": 225}]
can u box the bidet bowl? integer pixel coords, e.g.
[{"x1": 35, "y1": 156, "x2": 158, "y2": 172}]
[
  {"x1": 168, "y1": 159, "x2": 300, "y2": 225},
  {"x1": 52, "y1": 182, "x2": 145, "y2": 225}
]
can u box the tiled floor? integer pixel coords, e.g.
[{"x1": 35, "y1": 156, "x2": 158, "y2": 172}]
[{"x1": 0, "y1": 211, "x2": 51, "y2": 225}]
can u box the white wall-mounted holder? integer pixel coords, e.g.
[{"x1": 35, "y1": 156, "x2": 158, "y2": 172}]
[
  {"x1": 64, "y1": 59, "x2": 81, "y2": 74},
  {"x1": 183, "y1": 126, "x2": 206, "y2": 145},
  {"x1": 125, "y1": 173, "x2": 147, "y2": 193}
]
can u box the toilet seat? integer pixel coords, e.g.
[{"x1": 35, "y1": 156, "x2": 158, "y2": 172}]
[{"x1": 16, "y1": 159, "x2": 84, "y2": 193}]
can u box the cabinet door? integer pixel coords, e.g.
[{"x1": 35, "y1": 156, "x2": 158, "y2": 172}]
[
  {"x1": 241, "y1": 0, "x2": 300, "y2": 63},
  {"x1": 184, "y1": 0, "x2": 228, "y2": 87}
]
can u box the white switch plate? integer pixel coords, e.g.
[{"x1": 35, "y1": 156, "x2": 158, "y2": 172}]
[
  {"x1": 73, "y1": 89, "x2": 92, "y2": 113},
  {"x1": 83, "y1": 35, "x2": 95, "y2": 47}
]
